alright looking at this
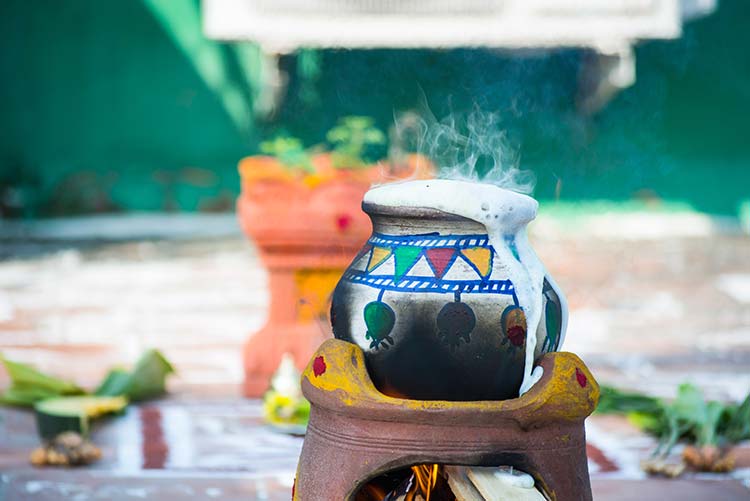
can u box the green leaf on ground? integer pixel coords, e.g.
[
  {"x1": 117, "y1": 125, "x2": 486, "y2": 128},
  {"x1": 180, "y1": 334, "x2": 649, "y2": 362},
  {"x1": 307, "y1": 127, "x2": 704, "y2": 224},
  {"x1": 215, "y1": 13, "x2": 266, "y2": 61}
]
[
  {"x1": 596, "y1": 385, "x2": 663, "y2": 416},
  {"x1": 1, "y1": 350, "x2": 175, "y2": 408},
  {"x1": 598, "y1": 382, "x2": 750, "y2": 461},
  {"x1": 724, "y1": 393, "x2": 750, "y2": 443},
  {"x1": 95, "y1": 349, "x2": 175, "y2": 401},
  {"x1": 94, "y1": 369, "x2": 132, "y2": 398},
  {"x1": 0, "y1": 357, "x2": 85, "y2": 407}
]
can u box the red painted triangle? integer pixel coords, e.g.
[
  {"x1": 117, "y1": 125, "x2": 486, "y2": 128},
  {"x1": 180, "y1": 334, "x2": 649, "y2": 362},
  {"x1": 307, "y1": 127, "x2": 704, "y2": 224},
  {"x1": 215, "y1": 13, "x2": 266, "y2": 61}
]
[{"x1": 425, "y1": 248, "x2": 457, "y2": 279}]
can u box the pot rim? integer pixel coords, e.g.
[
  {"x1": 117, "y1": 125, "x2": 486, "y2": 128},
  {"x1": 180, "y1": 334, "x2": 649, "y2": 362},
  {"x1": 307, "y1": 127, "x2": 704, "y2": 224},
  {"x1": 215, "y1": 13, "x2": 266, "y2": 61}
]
[{"x1": 361, "y1": 202, "x2": 474, "y2": 222}]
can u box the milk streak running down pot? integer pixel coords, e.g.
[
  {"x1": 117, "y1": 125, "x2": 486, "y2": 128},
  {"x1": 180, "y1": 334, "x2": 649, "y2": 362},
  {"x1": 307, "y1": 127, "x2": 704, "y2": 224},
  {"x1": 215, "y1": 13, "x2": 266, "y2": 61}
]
[{"x1": 330, "y1": 180, "x2": 567, "y2": 401}]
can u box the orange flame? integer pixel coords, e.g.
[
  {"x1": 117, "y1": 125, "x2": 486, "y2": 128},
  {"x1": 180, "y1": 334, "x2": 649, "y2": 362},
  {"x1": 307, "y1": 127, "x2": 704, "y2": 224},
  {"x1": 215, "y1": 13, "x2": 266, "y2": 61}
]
[
  {"x1": 355, "y1": 463, "x2": 450, "y2": 500},
  {"x1": 408, "y1": 464, "x2": 441, "y2": 501}
]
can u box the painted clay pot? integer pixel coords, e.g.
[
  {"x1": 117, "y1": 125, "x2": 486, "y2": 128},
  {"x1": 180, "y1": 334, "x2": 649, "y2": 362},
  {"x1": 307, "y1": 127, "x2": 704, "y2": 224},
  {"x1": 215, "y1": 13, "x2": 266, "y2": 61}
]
[{"x1": 330, "y1": 203, "x2": 567, "y2": 401}]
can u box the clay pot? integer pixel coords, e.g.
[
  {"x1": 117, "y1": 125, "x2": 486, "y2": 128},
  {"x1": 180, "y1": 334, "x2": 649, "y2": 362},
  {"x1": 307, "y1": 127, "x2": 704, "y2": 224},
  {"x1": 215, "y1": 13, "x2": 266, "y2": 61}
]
[
  {"x1": 237, "y1": 154, "x2": 433, "y2": 396},
  {"x1": 330, "y1": 203, "x2": 567, "y2": 401}
]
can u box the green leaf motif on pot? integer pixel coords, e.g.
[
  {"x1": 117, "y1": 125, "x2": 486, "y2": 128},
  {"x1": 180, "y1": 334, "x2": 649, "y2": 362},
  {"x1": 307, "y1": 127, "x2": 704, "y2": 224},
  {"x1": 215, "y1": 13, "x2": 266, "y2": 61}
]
[{"x1": 363, "y1": 301, "x2": 396, "y2": 349}]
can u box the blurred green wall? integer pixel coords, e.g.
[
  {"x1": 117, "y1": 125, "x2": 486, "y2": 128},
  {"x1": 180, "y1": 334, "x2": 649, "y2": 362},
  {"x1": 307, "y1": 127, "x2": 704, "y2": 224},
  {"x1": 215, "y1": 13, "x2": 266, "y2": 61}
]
[
  {"x1": 1, "y1": 0, "x2": 748, "y2": 217},
  {"x1": 0, "y1": 0, "x2": 255, "y2": 215}
]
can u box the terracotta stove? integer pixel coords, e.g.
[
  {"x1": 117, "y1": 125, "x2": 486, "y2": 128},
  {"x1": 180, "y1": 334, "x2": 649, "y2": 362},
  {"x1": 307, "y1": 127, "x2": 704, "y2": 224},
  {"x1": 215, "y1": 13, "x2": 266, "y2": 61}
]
[{"x1": 293, "y1": 339, "x2": 599, "y2": 500}]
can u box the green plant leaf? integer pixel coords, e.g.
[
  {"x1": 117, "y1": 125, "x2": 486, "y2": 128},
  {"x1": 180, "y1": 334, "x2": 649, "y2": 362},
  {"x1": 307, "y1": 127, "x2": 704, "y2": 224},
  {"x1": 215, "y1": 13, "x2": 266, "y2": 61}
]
[
  {"x1": 661, "y1": 384, "x2": 728, "y2": 450},
  {"x1": 597, "y1": 383, "x2": 749, "y2": 459},
  {"x1": 327, "y1": 116, "x2": 386, "y2": 168},
  {"x1": 627, "y1": 411, "x2": 665, "y2": 435},
  {"x1": 0, "y1": 385, "x2": 65, "y2": 406},
  {"x1": 2, "y1": 358, "x2": 85, "y2": 395},
  {"x1": 94, "y1": 368, "x2": 132, "y2": 398},
  {"x1": 724, "y1": 392, "x2": 750, "y2": 443},
  {"x1": 95, "y1": 350, "x2": 175, "y2": 401},
  {"x1": 0, "y1": 357, "x2": 85, "y2": 406},
  {"x1": 326, "y1": 128, "x2": 349, "y2": 143},
  {"x1": 363, "y1": 129, "x2": 386, "y2": 144},
  {"x1": 670, "y1": 383, "x2": 707, "y2": 421},
  {"x1": 259, "y1": 136, "x2": 314, "y2": 172},
  {"x1": 699, "y1": 400, "x2": 725, "y2": 447},
  {"x1": 596, "y1": 385, "x2": 663, "y2": 416}
]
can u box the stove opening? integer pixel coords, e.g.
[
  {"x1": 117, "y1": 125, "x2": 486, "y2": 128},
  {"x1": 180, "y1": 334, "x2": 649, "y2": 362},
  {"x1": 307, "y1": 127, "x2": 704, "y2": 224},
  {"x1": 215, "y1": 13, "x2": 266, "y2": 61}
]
[{"x1": 354, "y1": 463, "x2": 546, "y2": 500}]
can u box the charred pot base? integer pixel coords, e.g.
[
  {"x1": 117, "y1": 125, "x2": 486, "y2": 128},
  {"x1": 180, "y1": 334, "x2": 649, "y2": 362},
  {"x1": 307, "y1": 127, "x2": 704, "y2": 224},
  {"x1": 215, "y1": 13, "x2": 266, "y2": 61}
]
[{"x1": 293, "y1": 339, "x2": 599, "y2": 501}]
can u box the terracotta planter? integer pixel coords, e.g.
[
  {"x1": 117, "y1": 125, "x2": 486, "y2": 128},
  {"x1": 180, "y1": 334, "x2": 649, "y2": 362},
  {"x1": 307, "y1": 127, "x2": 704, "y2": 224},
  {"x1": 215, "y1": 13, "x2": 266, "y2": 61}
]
[{"x1": 237, "y1": 154, "x2": 432, "y2": 396}]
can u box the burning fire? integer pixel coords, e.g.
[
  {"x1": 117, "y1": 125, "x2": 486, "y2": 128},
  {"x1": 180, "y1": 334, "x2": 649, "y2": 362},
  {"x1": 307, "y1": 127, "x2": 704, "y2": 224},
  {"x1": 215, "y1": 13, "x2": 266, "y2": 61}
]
[
  {"x1": 410, "y1": 464, "x2": 440, "y2": 500},
  {"x1": 356, "y1": 464, "x2": 450, "y2": 501},
  {"x1": 357, "y1": 463, "x2": 545, "y2": 500}
]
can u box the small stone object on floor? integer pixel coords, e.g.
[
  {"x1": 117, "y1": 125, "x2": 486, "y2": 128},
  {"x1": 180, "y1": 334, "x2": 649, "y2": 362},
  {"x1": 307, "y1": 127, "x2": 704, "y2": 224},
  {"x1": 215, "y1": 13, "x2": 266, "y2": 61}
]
[
  {"x1": 640, "y1": 458, "x2": 686, "y2": 478},
  {"x1": 683, "y1": 445, "x2": 736, "y2": 473},
  {"x1": 29, "y1": 431, "x2": 102, "y2": 467}
]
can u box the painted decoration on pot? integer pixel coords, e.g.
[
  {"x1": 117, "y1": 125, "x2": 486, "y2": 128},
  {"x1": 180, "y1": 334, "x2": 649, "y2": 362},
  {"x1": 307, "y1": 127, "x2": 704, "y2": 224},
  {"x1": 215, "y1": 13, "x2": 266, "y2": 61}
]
[
  {"x1": 501, "y1": 305, "x2": 527, "y2": 353},
  {"x1": 436, "y1": 298, "x2": 476, "y2": 348},
  {"x1": 363, "y1": 298, "x2": 396, "y2": 349},
  {"x1": 331, "y1": 180, "x2": 568, "y2": 401}
]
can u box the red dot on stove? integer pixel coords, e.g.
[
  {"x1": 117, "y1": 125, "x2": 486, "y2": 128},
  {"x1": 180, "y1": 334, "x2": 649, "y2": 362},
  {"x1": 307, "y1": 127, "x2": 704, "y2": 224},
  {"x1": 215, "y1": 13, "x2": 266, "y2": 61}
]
[
  {"x1": 313, "y1": 356, "x2": 327, "y2": 377},
  {"x1": 575, "y1": 367, "x2": 588, "y2": 388}
]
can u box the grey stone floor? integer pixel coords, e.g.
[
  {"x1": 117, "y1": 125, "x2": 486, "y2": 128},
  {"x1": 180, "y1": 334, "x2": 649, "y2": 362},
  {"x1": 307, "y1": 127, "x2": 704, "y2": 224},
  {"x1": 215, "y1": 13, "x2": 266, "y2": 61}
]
[
  {"x1": 2, "y1": 401, "x2": 749, "y2": 500},
  {"x1": 1, "y1": 212, "x2": 749, "y2": 499}
]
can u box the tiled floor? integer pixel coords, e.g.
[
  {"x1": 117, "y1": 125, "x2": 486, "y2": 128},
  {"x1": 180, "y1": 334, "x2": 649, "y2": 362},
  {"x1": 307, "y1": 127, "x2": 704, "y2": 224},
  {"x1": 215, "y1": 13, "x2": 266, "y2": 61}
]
[
  {"x1": 2, "y1": 401, "x2": 749, "y2": 500},
  {"x1": 1, "y1": 212, "x2": 749, "y2": 499}
]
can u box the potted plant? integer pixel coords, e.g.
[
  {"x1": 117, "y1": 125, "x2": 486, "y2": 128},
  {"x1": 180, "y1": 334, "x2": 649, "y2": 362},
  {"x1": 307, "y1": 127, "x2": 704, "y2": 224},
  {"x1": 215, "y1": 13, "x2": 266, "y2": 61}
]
[{"x1": 237, "y1": 117, "x2": 432, "y2": 396}]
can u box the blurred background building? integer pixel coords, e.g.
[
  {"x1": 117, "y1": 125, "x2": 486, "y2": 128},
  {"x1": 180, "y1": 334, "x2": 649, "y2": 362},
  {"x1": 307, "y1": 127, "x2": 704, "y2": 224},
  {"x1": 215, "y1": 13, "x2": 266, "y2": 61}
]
[{"x1": 0, "y1": 0, "x2": 747, "y2": 218}]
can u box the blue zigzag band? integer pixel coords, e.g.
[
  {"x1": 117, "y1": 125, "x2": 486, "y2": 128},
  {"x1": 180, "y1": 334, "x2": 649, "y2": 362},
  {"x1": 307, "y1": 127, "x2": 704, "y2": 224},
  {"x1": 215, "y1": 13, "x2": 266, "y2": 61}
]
[
  {"x1": 342, "y1": 270, "x2": 518, "y2": 299},
  {"x1": 369, "y1": 232, "x2": 491, "y2": 249}
]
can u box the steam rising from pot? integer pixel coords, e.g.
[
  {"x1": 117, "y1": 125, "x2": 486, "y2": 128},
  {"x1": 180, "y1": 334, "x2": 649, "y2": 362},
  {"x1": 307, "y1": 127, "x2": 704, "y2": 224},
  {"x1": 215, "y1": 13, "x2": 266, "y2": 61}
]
[
  {"x1": 389, "y1": 109, "x2": 536, "y2": 194},
  {"x1": 367, "y1": 106, "x2": 565, "y2": 396}
]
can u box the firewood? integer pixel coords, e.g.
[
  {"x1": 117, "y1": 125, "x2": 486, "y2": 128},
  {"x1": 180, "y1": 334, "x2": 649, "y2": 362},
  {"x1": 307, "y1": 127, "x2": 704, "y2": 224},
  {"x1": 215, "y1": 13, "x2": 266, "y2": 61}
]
[
  {"x1": 444, "y1": 466, "x2": 485, "y2": 501},
  {"x1": 466, "y1": 466, "x2": 546, "y2": 501}
]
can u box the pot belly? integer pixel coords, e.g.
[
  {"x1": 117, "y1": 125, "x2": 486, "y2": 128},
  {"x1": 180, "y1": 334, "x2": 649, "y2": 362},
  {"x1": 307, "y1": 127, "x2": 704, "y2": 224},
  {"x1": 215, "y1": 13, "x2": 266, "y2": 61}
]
[{"x1": 331, "y1": 278, "x2": 526, "y2": 401}]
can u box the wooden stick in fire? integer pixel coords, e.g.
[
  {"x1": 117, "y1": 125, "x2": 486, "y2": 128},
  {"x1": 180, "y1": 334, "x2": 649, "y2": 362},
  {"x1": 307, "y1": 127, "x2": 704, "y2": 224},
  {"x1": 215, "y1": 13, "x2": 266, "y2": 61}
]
[{"x1": 445, "y1": 466, "x2": 546, "y2": 501}]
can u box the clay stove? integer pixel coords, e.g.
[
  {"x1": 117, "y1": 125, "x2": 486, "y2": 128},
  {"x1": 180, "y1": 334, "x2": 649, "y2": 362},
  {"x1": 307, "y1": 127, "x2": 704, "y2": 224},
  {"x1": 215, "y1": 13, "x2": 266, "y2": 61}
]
[{"x1": 293, "y1": 339, "x2": 599, "y2": 500}]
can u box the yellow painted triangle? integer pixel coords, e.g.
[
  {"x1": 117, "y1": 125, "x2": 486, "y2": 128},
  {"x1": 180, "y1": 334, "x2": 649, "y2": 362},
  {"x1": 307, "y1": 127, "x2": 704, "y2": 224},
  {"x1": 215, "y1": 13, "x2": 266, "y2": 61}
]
[
  {"x1": 461, "y1": 247, "x2": 492, "y2": 277},
  {"x1": 367, "y1": 246, "x2": 392, "y2": 272}
]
